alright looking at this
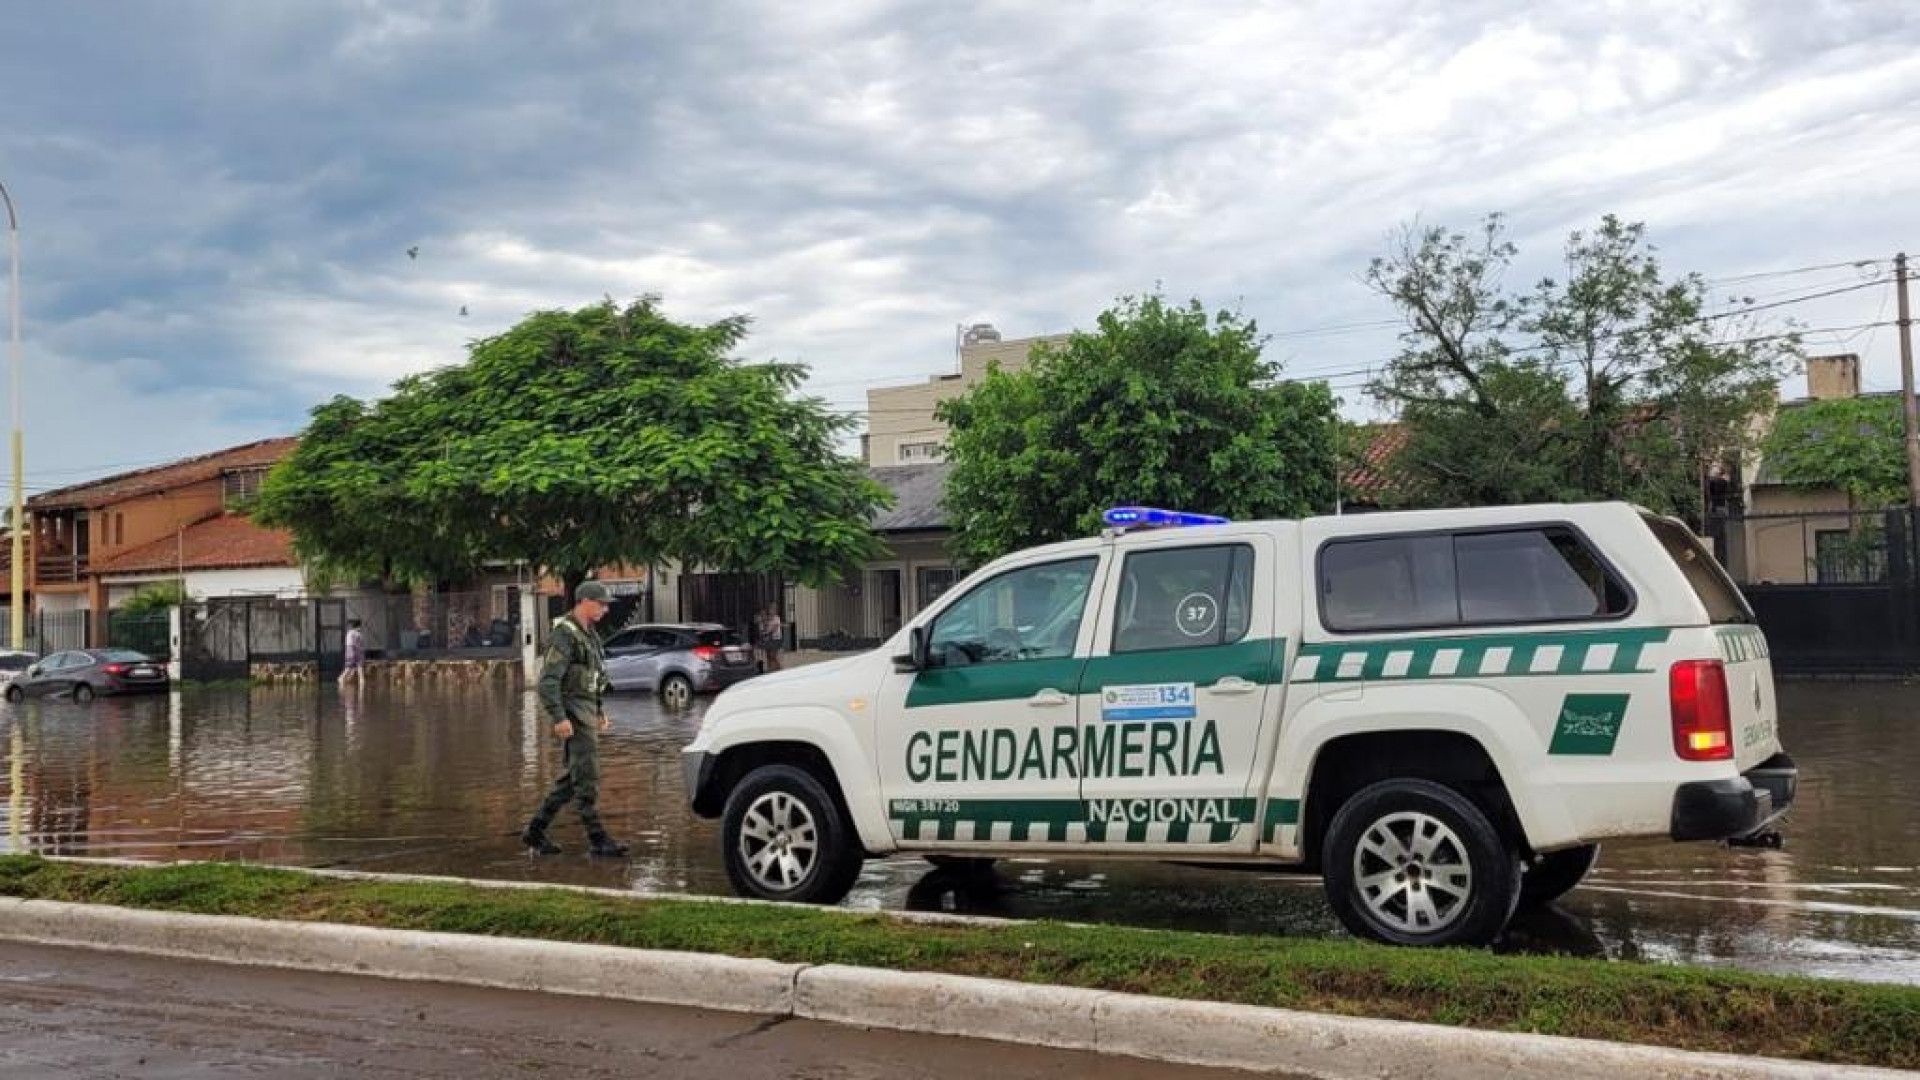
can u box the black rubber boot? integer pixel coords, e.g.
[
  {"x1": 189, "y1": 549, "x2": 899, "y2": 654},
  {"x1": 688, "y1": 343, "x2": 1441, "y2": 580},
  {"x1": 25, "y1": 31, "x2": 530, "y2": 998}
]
[
  {"x1": 520, "y1": 825, "x2": 562, "y2": 856},
  {"x1": 588, "y1": 835, "x2": 630, "y2": 858}
]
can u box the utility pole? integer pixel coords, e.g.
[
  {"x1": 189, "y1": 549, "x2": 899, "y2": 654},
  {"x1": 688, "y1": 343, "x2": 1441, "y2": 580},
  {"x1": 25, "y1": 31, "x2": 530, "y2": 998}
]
[
  {"x1": 1899, "y1": 252, "x2": 1919, "y2": 508},
  {"x1": 1, "y1": 179, "x2": 21, "y2": 653}
]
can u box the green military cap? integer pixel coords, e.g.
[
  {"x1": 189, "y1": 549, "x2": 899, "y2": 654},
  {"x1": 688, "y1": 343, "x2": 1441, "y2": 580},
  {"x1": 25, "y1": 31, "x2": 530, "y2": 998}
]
[{"x1": 576, "y1": 581, "x2": 614, "y2": 604}]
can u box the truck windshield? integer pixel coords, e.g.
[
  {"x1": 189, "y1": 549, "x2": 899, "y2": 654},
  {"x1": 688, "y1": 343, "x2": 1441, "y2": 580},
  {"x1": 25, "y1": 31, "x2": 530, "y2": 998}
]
[{"x1": 1642, "y1": 514, "x2": 1753, "y2": 625}]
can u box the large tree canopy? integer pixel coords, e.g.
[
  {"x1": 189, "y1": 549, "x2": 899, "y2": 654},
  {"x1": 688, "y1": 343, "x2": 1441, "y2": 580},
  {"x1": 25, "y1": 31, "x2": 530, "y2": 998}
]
[
  {"x1": 1368, "y1": 214, "x2": 1797, "y2": 524},
  {"x1": 938, "y1": 294, "x2": 1340, "y2": 566},
  {"x1": 1762, "y1": 395, "x2": 1908, "y2": 509},
  {"x1": 258, "y1": 298, "x2": 889, "y2": 591}
]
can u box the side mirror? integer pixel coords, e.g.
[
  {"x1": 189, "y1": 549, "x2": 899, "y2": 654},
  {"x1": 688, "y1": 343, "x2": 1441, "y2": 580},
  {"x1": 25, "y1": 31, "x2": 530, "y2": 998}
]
[
  {"x1": 894, "y1": 626, "x2": 931, "y2": 673},
  {"x1": 26, "y1": 666, "x2": 39, "y2": 678}
]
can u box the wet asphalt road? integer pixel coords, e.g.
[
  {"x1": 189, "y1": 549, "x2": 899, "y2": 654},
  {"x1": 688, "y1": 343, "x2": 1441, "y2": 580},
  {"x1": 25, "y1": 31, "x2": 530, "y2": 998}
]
[
  {"x1": 0, "y1": 940, "x2": 1281, "y2": 1080},
  {"x1": 2, "y1": 679, "x2": 1918, "y2": 983}
]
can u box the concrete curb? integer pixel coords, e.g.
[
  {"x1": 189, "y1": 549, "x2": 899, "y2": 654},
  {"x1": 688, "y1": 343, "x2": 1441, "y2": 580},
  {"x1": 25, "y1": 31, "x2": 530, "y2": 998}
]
[
  {"x1": 0, "y1": 896, "x2": 1911, "y2": 1080},
  {"x1": 0, "y1": 898, "x2": 800, "y2": 1017}
]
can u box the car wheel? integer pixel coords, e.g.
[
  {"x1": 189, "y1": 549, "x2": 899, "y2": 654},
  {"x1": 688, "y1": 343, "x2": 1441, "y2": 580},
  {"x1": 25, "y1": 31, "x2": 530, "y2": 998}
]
[
  {"x1": 1519, "y1": 844, "x2": 1600, "y2": 909},
  {"x1": 72, "y1": 683, "x2": 95, "y2": 703},
  {"x1": 3, "y1": 684, "x2": 21, "y2": 703},
  {"x1": 659, "y1": 673, "x2": 694, "y2": 710},
  {"x1": 722, "y1": 763, "x2": 863, "y2": 905},
  {"x1": 1322, "y1": 778, "x2": 1520, "y2": 948}
]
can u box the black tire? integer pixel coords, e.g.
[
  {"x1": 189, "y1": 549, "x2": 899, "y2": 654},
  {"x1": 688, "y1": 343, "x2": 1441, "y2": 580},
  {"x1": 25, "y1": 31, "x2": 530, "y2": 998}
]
[
  {"x1": 1519, "y1": 844, "x2": 1600, "y2": 908},
  {"x1": 659, "y1": 673, "x2": 695, "y2": 710},
  {"x1": 924, "y1": 855, "x2": 997, "y2": 873},
  {"x1": 1322, "y1": 778, "x2": 1521, "y2": 948},
  {"x1": 3, "y1": 684, "x2": 22, "y2": 703},
  {"x1": 72, "y1": 683, "x2": 95, "y2": 703},
  {"x1": 721, "y1": 763, "x2": 863, "y2": 905}
]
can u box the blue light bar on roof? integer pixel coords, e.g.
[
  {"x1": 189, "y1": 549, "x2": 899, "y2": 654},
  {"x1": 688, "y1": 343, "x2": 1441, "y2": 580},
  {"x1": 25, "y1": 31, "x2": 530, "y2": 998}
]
[{"x1": 1103, "y1": 506, "x2": 1231, "y2": 531}]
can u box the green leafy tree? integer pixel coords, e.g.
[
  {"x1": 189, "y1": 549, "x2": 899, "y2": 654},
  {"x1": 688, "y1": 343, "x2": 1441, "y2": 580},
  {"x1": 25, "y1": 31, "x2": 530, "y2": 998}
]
[
  {"x1": 1761, "y1": 396, "x2": 1907, "y2": 509},
  {"x1": 938, "y1": 294, "x2": 1339, "y2": 566},
  {"x1": 121, "y1": 581, "x2": 186, "y2": 615},
  {"x1": 1368, "y1": 214, "x2": 1797, "y2": 524},
  {"x1": 258, "y1": 298, "x2": 890, "y2": 595}
]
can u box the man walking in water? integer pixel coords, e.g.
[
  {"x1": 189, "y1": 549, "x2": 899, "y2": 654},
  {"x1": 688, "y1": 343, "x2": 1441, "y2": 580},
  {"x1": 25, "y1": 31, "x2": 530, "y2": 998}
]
[
  {"x1": 519, "y1": 582, "x2": 629, "y2": 858},
  {"x1": 338, "y1": 619, "x2": 365, "y2": 690}
]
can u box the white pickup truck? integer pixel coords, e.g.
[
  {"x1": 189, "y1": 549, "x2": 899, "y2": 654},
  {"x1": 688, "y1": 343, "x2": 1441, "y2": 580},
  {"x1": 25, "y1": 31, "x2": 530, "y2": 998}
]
[{"x1": 683, "y1": 502, "x2": 1796, "y2": 947}]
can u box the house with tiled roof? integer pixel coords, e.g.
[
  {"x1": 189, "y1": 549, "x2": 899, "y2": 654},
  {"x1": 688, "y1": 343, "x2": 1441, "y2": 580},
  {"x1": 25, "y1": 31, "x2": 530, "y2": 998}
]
[{"x1": 9, "y1": 437, "x2": 302, "y2": 647}]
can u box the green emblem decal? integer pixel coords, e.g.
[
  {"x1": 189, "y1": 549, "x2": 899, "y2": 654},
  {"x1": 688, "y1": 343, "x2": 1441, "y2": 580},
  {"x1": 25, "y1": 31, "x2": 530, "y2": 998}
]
[{"x1": 1549, "y1": 693, "x2": 1630, "y2": 755}]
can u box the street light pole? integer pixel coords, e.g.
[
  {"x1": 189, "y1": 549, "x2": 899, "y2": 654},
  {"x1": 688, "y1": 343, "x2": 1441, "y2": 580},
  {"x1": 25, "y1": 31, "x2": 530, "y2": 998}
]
[{"x1": 0, "y1": 179, "x2": 21, "y2": 653}]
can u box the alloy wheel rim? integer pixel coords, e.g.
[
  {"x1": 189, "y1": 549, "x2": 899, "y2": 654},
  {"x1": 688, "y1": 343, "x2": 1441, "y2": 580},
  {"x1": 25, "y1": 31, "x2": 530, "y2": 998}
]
[
  {"x1": 1353, "y1": 810, "x2": 1474, "y2": 935},
  {"x1": 738, "y1": 791, "x2": 819, "y2": 891}
]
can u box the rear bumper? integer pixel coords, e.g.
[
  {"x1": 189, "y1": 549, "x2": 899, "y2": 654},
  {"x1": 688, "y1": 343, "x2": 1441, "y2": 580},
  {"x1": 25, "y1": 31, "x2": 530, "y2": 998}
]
[
  {"x1": 701, "y1": 666, "x2": 757, "y2": 692},
  {"x1": 1671, "y1": 752, "x2": 1798, "y2": 842}
]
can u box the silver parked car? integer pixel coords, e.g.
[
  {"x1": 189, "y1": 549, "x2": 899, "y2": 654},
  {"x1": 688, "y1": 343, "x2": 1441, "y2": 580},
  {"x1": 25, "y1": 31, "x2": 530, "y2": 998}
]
[
  {"x1": 5, "y1": 648, "x2": 168, "y2": 702},
  {"x1": 602, "y1": 623, "x2": 757, "y2": 707},
  {"x1": 0, "y1": 651, "x2": 36, "y2": 685}
]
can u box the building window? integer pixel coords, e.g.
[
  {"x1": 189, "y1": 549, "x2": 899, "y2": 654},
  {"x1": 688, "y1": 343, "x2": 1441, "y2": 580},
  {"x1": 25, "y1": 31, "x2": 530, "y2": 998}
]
[
  {"x1": 898, "y1": 441, "x2": 943, "y2": 463},
  {"x1": 917, "y1": 566, "x2": 958, "y2": 609},
  {"x1": 1814, "y1": 528, "x2": 1887, "y2": 584},
  {"x1": 223, "y1": 468, "x2": 267, "y2": 508},
  {"x1": 114, "y1": 513, "x2": 125, "y2": 547}
]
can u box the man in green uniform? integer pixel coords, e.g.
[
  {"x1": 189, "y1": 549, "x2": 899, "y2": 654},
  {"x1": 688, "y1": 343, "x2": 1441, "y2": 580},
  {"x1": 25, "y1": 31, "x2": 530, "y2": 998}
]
[{"x1": 520, "y1": 581, "x2": 630, "y2": 858}]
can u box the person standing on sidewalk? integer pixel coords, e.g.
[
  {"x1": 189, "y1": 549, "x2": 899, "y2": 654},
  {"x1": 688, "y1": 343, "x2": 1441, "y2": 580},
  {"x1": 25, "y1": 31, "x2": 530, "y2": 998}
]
[
  {"x1": 338, "y1": 619, "x2": 365, "y2": 691},
  {"x1": 520, "y1": 581, "x2": 629, "y2": 858},
  {"x1": 758, "y1": 605, "x2": 784, "y2": 672}
]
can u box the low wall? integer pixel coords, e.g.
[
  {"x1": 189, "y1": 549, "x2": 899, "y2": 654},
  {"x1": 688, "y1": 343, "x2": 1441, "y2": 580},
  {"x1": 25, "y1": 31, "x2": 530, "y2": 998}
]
[{"x1": 252, "y1": 659, "x2": 523, "y2": 685}]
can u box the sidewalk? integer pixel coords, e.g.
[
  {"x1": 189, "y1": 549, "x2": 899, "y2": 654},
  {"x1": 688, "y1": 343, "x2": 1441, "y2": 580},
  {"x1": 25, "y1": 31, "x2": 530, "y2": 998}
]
[{"x1": 0, "y1": 939, "x2": 1272, "y2": 1080}]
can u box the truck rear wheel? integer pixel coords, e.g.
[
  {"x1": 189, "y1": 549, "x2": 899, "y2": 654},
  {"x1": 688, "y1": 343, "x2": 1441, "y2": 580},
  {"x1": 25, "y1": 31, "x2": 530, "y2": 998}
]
[
  {"x1": 721, "y1": 763, "x2": 863, "y2": 905},
  {"x1": 1519, "y1": 844, "x2": 1600, "y2": 908},
  {"x1": 1322, "y1": 778, "x2": 1520, "y2": 948}
]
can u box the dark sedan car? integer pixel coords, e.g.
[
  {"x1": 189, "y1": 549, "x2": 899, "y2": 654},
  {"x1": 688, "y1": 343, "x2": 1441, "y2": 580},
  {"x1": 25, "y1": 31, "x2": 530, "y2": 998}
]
[{"x1": 3, "y1": 649, "x2": 168, "y2": 702}]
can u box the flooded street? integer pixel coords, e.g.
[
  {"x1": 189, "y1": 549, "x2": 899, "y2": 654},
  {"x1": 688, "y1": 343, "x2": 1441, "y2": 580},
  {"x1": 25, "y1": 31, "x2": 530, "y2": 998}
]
[{"x1": 3, "y1": 680, "x2": 1917, "y2": 985}]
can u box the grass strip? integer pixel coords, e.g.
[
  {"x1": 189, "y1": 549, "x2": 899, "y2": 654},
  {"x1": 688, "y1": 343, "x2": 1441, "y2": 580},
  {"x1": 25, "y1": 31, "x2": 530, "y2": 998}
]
[{"x1": 2, "y1": 854, "x2": 1916, "y2": 1069}]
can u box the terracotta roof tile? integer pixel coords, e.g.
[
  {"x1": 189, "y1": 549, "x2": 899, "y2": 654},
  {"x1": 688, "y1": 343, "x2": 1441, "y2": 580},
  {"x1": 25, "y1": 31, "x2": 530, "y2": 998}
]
[
  {"x1": 1341, "y1": 423, "x2": 1407, "y2": 503},
  {"x1": 28, "y1": 437, "x2": 297, "y2": 511},
  {"x1": 94, "y1": 514, "x2": 297, "y2": 575}
]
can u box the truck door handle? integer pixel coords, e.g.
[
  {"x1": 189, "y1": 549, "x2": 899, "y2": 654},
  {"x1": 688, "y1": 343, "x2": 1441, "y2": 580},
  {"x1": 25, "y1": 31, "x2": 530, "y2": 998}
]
[
  {"x1": 1207, "y1": 677, "x2": 1258, "y2": 696},
  {"x1": 1028, "y1": 689, "x2": 1071, "y2": 708}
]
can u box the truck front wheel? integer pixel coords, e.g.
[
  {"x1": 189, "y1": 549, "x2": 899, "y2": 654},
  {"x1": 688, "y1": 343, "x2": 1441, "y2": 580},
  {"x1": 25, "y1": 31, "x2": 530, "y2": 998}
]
[
  {"x1": 721, "y1": 763, "x2": 863, "y2": 905},
  {"x1": 1322, "y1": 778, "x2": 1520, "y2": 948}
]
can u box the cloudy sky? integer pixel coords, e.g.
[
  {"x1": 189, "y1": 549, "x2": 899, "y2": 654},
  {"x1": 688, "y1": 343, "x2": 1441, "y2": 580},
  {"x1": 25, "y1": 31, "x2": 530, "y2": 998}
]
[{"x1": 2, "y1": 0, "x2": 1917, "y2": 487}]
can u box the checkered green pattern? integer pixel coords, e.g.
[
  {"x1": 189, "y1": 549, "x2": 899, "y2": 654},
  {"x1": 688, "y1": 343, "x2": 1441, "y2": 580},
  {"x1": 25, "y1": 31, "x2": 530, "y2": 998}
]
[
  {"x1": 1716, "y1": 626, "x2": 1770, "y2": 664},
  {"x1": 1293, "y1": 628, "x2": 1671, "y2": 684},
  {"x1": 890, "y1": 797, "x2": 1296, "y2": 846}
]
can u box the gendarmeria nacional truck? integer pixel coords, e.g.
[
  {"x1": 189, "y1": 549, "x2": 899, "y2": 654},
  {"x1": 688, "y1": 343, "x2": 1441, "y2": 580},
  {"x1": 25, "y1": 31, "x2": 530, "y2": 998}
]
[{"x1": 683, "y1": 503, "x2": 1796, "y2": 947}]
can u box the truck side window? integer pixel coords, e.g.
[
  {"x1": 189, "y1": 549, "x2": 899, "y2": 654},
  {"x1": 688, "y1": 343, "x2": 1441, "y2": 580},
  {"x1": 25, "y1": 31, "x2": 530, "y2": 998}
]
[
  {"x1": 1320, "y1": 526, "x2": 1631, "y2": 632},
  {"x1": 1113, "y1": 544, "x2": 1254, "y2": 653},
  {"x1": 927, "y1": 558, "x2": 1097, "y2": 667}
]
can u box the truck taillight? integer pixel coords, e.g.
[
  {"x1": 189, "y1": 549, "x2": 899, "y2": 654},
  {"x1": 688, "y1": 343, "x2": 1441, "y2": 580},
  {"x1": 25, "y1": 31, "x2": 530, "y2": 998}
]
[{"x1": 1671, "y1": 659, "x2": 1733, "y2": 761}]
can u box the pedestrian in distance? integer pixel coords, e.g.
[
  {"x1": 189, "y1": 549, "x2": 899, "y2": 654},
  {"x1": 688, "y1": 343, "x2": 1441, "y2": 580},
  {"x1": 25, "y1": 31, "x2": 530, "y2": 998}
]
[
  {"x1": 520, "y1": 581, "x2": 630, "y2": 858},
  {"x1": 759, "y1": 604, "x2": 784, "y2": 672},
  {"x1": 338, "y1": 619, "x2": 365, "y2": 691}
]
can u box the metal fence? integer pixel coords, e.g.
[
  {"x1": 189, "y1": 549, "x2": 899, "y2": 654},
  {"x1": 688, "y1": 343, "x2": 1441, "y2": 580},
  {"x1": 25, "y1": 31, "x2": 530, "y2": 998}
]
[
  {"x1": 178, "y1": 590, "x2": 525, "y2": 681},
  {"x1": 342, "y1": 590, "x2": 521, "y2": 659},
  {"x1": 0, "y1": 609, "x2": 91, "y2": 654},
  {"x1": 107, "y1": 610, "x2": 170, "y2": 659},
  {"x1": 1718, "y1": 508, "x2": 1920, "y2": 675}
]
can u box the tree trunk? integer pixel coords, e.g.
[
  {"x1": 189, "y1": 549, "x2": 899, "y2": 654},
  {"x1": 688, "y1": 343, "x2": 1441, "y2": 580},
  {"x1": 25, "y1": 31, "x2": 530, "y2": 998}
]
[{"x1": 559, "y1": 568, "x2": 588, "y2": 604}]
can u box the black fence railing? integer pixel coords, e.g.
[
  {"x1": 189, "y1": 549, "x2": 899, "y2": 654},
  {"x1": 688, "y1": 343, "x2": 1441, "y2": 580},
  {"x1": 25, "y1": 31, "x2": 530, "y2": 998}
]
[{"x1": 1720, "y1": 508, "x2": 1920, "y2": 674}]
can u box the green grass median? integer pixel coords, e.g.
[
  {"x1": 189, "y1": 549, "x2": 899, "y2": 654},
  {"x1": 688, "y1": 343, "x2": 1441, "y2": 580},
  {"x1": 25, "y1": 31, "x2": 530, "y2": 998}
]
[{"x1": 2, "y1": 854, "x2": 1916, "y2": 1069}]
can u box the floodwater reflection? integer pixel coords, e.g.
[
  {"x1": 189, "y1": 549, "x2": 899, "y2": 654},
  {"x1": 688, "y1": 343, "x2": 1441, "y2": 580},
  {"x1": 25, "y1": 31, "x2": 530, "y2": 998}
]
[{"x1": 2, "y1": 680, "x2": 1915, "y2": 983}]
